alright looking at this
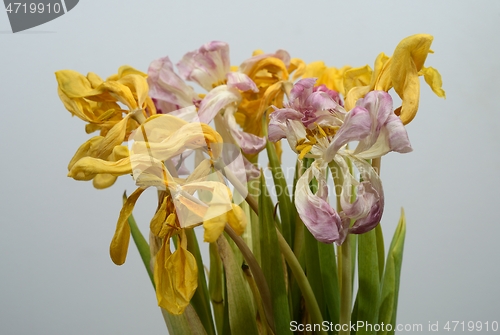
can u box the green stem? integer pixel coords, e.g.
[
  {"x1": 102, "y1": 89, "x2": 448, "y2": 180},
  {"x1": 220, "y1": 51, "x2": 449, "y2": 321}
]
[
  {"x1": 184, "y1": 229, "x2": 216, "y2": 335},
  {"x1": 372, "y1": 157, "x2": 381, "y2": 176},
  {"x1": 339, "y1": 236, "x2": 352, "y2": 335},
  {"x1": 123, "y1": 193, "x2": 155, "y2": 288},
  {"x1": 276, "y1": 228, "x2": 327, "y2": 335}
]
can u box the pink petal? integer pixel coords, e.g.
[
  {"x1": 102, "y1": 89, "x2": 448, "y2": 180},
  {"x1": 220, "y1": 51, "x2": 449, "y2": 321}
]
[
  {"x1": 239, "y1": 49, "x2": 292, "y2": 74},
  {"x1": 353, "y1": 90, "x2": 393, "y2": 154},
  {"x1": 353, "y1": 91, "x2": 412, "y2": 158},
  {"x1": 295, "y1": 164, "x2": 342, "y2": 244},
  {"x1": 336, "y1": 155, "x2": 384, "y2": 234},
  {"x1": 289, "y1": 78, "x2": 316, "y2": 105},
  {"x1": 324, "y1": 106, "x2": 372, "y2": 161},
  {"x1": 147, "y1": 57, "x2": 199, "y2": 113},
  {"x1": 268, "y1": 107, "x2": 303, "y2": 142},
  {"x1": 226, "y1": 72, "x2": 258, "y2": 92},
  {"x1": 197, "y1": 85, "x2": 241, "y2": 124},
  {"x1": 177, "y1": 41, "x2": 230, "y2": 91},
  {"x1": 224, "y1": 105, "x2": 266, "y2": 154}
]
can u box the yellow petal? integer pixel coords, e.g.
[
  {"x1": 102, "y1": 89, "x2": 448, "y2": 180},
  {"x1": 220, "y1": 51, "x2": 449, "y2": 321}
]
[
  {"x1": 117, "y1": 74, "x2": 150, "y2": 108},
  {"x1": 67, "y1": 156, "x2": 132, "y2": 180},
  {"x1": 303, "y1": 61, "x2": 327, "y2": 79},
  {"x1": 55, "y1": 70, "x2": 93, "y2": 98},
  {"x1": 227, "y1": 204, "x2": 247, "y2": 236},
  {"x1": 131, "y1": 115, "x2": 223, "y2": 161},
  {"x1": 421, "y1": 66, "x2": 446, "y2": 98},
  {"x1": 372, "y1": 52, "x2": 392, "y2": 91},
  {"x1": 57, "y1": 87, "x2": 96, "y2": 122},
  {"x1": 155, "y1": 241, "x2": 198, "y2": 315},
  {"x1": 110, "y1": 187, "x2": 145, "y2": 265},
  {"x1": 109, "y1": 145, "x2": 130, "y2": 161},
  {"x1": 158, "y1": 214, "x2": 176, "y2": 239},
  {"x1": 150, "y1": 196, "x2": 168, "y2": 236},
  {"x1": 252, "y1": 49, "x2": 264, "y2": 56},
  {"x1": 85, "y1": 123, "x2": 101, "y2": 134},
  {"x1": 289, "y1": 58, "x2": 306, "y2": 81},
  {"x1": 391, "y1": 34, "x2": 434, "y2": 124},
  {"x1": 87, "y1": 72, "x2": 103, "y2": 88},
  {"x1": 246, "y1": 57, "x2": 289, "y2": 86},
  {"x1": 317, "y1": 65, "x2": 351, "y2": 94},
  {"x1": 344, "y1": 85, "x2": 371, "y2": 112},
  {"x1": 203, "y1": 212, "x2": 227, "y2": 243},
  {"x1": 92, "y1": 173, "x2": 118, "y2": 189},
  {"x1": 343, "y1": 64, "x2": 372, "y2": 98},
  {"x1": 67, "y1": 136, "x2": 103, "y2": 171},
  {"x1": 107, "y1": 65, "x2": 147, "y2": 81},
  {"x1": 96, "y1": 115, "x2": 130, "y2": 158},
  {"x1": 87, "y1": 81, "x2": 138, "y2": 110}
]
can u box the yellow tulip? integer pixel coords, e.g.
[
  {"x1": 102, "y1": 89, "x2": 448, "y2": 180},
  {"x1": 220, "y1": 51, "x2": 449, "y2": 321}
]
[{"x1": 344, "y1": 34, "x2": 445, "y2": 124}]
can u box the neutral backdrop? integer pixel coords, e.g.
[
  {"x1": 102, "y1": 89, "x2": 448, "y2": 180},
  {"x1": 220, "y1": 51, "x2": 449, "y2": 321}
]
[{"x1": 1, "y1": 1, "x2": 499, "y2": 334}]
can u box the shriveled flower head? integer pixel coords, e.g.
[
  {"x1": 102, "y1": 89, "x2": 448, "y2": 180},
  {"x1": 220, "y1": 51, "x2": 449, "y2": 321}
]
[
  {"x1": 108, "y1": 114, "x2": 248, "y2": 314},
  {"x1": 269, "y1": 78, "x2": 412, "y2": 244},
  {"x1": 300, "y1": 34, "x2": 445, "y2": 125},
  {"x1": 56, "y1": 66, "x2": 156, "y2": 188}
]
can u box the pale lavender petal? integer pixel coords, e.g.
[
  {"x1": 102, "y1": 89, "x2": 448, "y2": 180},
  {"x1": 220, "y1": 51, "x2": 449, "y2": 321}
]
[
  {"x1": 224, "y1": 105, "x2": 266, "y2": 154},
  {"x1": 385, "y1": 113, "x2": 412, "y2": 153},
  {"x1": 268, "y1": 107, "x2": 303, "y2": 142},
  {"x1": 353, "y1": 90, "x2": 393, "y2": 155},
  {"x1": 147, "y1": 56, "x2": 199, "y2": 113},
  {"x1": 239, "y1": 49, "x2": 291, "y2": 74},
  {"x1": 353, "y1": 92, "x2": 412, "y2": 159},
  {"x1": 314, "y1": 84, "x2": 342, "y2": 106},
  {"x1": 340, "y1": 155, "x2": 384, "y2": 234},
  {"x1": 295, "y1": 164, "x2": 342, "y2": 244},
  {"x1": 301, "y1": 91, "x2": 343, "y2": 127},
  {"x1": 355, "y1": 113, "x2": 412, "y2": 159},
  {"x1": 307, "y1": 91, "x2": 340, "y2": 112},
  {"x1": 198, "y1": 85, "x2": 241, "y2": 124},
  {"x1": 177, "y1": 41, "x2": 230, "y2": 91},
  {"x1": 289, "y1": 78, "x2": 316, "y2": 105},
  {"x1": 169, "y1": 106, "x2": 200, "y2": 123},
  {"x1": 324, "y1": 106, "x2": 372, "y2": 161},
  {"x1": 274, "y1": 49, "x2": 291, "y2": 67},
  {"x1": 226, "y1": 72, "x2": 258, "y2": 92}
]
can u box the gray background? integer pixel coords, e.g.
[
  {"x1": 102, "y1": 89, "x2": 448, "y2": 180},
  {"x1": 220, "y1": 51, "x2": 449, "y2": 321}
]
[{"x1": 1, "y1": 1, "x2": 499, "y2": 334}]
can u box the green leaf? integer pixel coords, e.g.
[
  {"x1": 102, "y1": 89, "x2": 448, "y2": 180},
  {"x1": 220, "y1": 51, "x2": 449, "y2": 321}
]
[
  {"x1": 259, "y1": 174, "x2": 293, "y2": 335},
  {"x1": 161, "y1": 305, "x2": 208, "y2": 335},
  {"x1": 375, "y1": 225, "x2": 385, "y2": 282},
  {"x1": 378, "y1": 209, "x2": 406, "y2": 335},
  {"x1": 356, "y1": 229, "x2": 380, "y2": 335},
  {"x1": 276, "y1": 228, "x2": 328, "y2": 335},
  {"x1": 318, "y1": 242, "x2": 340, "y2": 326},
  {"x1": 304, "y1": 229, "x2": 326, "y2": 318},
  {"x1": 217, "y1": 234, "x2": 259, "y2": 335}
]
